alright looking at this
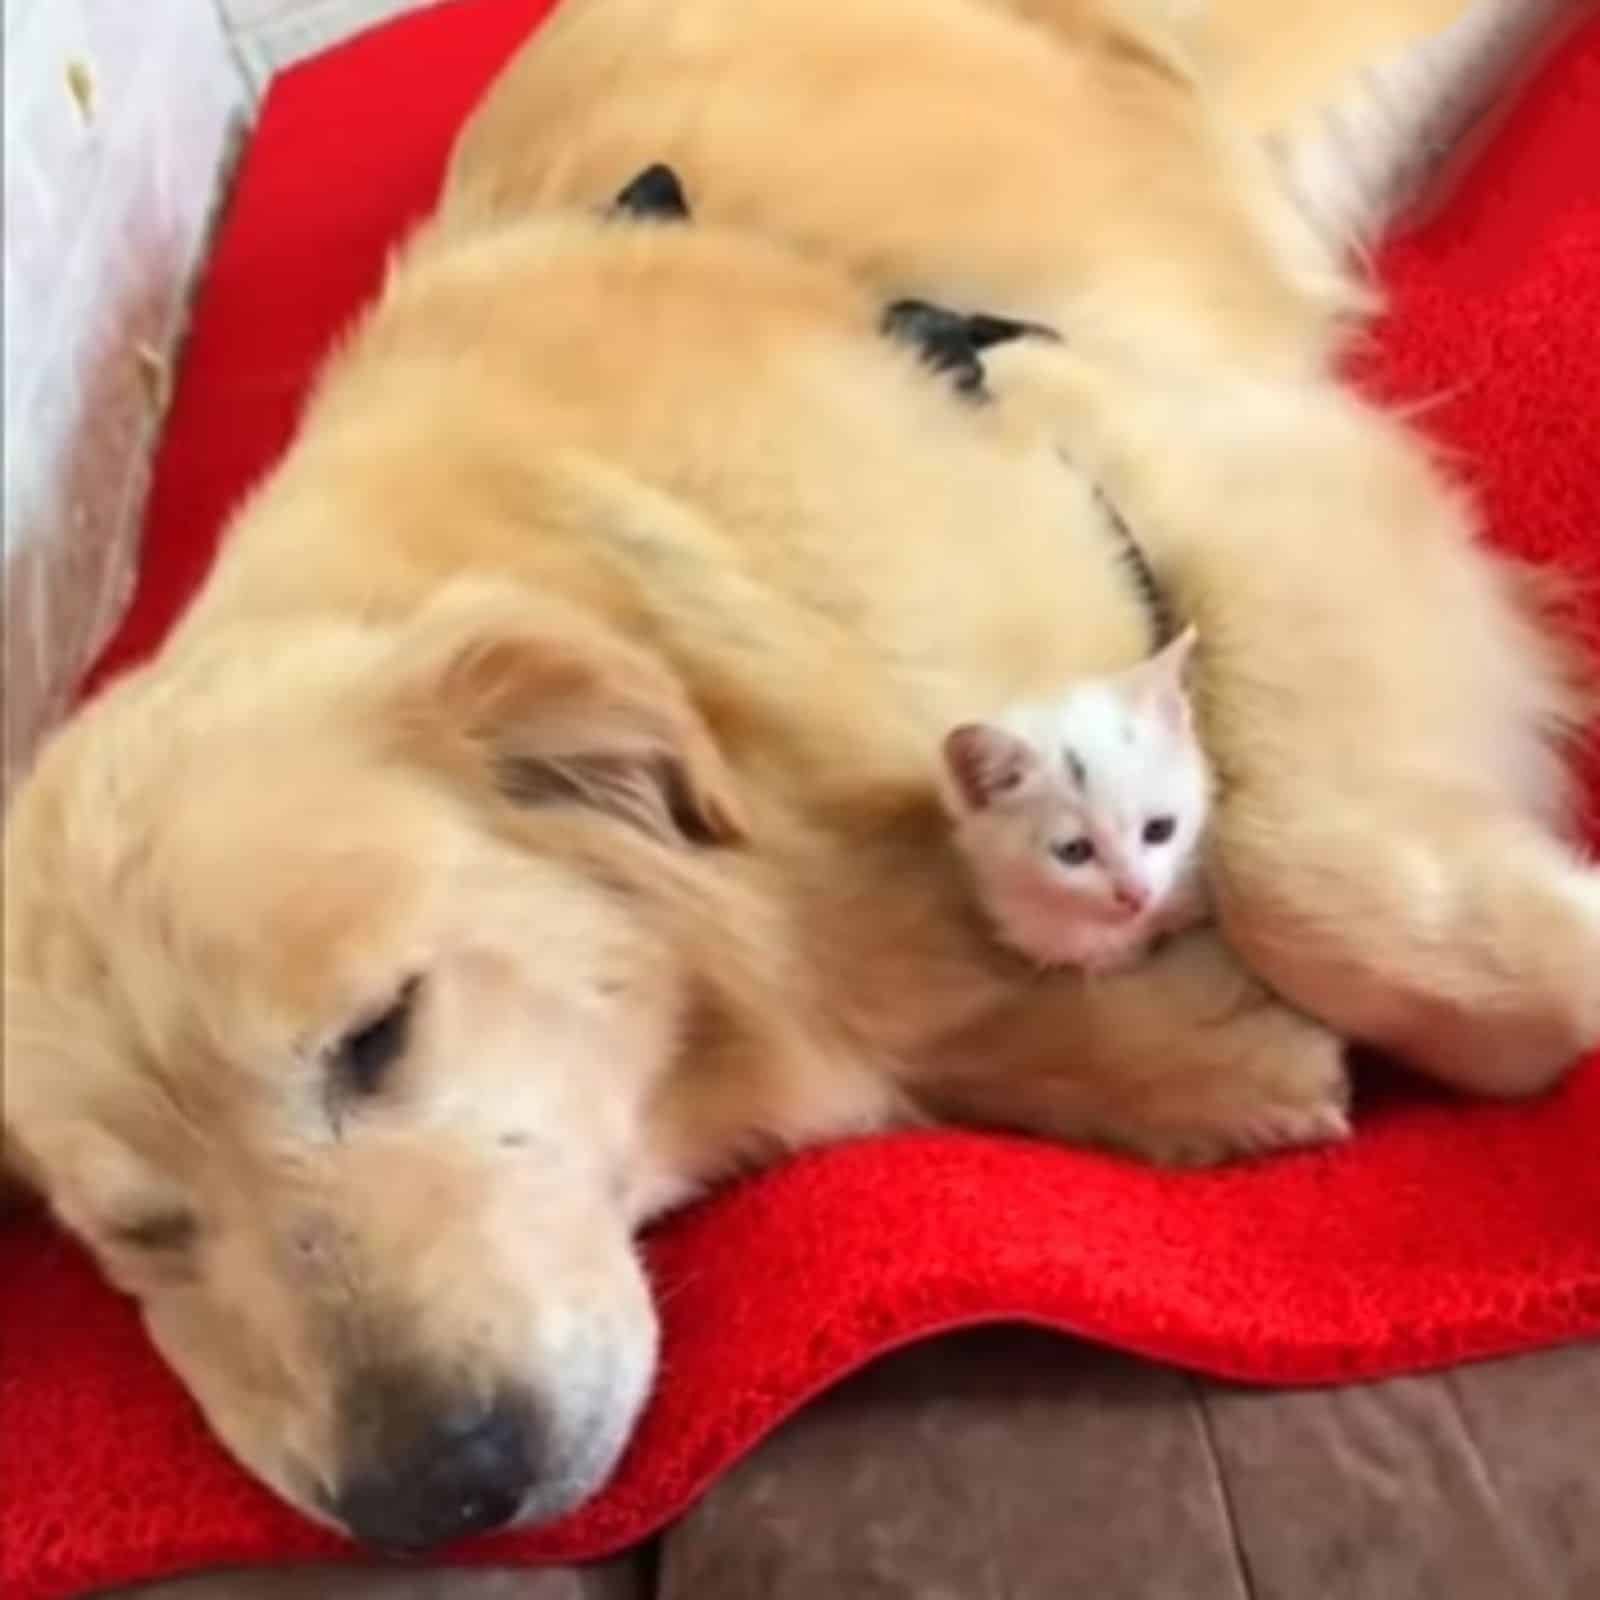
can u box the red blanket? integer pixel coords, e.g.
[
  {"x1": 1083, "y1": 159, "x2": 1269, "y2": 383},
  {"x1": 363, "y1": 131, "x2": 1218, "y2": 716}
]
[{"x1": 3, "y1": 3, "x2": 1598, "y2": 1596}]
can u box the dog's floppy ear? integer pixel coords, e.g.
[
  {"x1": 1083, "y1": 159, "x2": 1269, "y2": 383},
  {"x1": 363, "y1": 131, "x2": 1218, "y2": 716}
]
[{"x1": 392, "y1": 586, "x2": 745, "y2": 848}]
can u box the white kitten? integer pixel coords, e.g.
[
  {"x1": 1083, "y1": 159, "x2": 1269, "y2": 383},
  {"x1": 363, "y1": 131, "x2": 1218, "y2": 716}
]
[{"x1": 941, "y1": 627, "x2": 1212, "y2": 973}]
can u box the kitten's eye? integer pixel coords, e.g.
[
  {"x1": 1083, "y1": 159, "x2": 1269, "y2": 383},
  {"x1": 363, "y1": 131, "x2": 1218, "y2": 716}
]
[
  {"x1": 1143, "y1": 817, "x2": 1177, "y2": 846},
  {"x1": 333, "y1": 978, "x2": 419, "y2": 1097},
  {"x1": 1052, "y1": 837, "x2": 1096, "y2": 867}
]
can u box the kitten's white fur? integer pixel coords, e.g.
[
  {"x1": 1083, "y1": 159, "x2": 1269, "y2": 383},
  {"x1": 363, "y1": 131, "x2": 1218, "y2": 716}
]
[{"x1": 942, "y1": 628, "x2": 1213, "y2": 973}]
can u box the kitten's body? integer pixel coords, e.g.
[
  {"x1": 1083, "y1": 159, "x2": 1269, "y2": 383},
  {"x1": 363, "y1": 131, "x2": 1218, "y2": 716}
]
[{"x1": 943, "y1": 629, "x2": 1213, "y2": 973}]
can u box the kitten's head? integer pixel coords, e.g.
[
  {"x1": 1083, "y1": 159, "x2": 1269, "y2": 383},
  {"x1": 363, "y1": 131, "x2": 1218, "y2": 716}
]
[{"x1": 944, "y1": 628, "x2": 1207, "y2": 925}]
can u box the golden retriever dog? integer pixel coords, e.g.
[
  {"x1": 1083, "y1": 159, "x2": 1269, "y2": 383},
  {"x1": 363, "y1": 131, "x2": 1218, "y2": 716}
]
[{"x1": 5, "y1": 0, "x2": 1597, "y2": 1554}]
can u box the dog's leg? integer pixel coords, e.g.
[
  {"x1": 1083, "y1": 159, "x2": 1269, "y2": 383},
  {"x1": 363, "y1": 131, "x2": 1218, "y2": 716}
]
[
  {"x1": 990, "y1": 342, "x2": 1600, "y2": 1096},
  {"x1": 1215, "y1": 795, "x2": 1600, "y2": 1098},
  {"x1": 919, "y1": 929, "x2": 1351, "y2": 1167}
]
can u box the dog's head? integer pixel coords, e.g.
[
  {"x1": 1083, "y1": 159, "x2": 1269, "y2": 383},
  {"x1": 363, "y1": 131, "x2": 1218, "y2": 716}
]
[{"x1": 2, "y1": 580, "x2": 748, "y2": 1550}]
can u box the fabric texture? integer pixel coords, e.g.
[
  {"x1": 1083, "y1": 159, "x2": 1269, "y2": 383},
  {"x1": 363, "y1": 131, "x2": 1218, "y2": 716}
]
[
  {"x1": 104, "y1": 1334, "x2": 1600, "y2": 1600},
  {"x1": 2, "y1": 2, "x2": 1597, "y2": 1597}
]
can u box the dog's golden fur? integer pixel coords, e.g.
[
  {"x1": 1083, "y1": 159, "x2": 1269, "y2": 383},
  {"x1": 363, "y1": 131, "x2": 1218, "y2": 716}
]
[{"x1": 5, "y1": 0, "x2": 1596, "y2": 1546}]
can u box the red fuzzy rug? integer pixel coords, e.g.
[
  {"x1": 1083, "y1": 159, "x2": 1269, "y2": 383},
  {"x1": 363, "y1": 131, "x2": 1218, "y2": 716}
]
[{"x1": 3, "y1": 3, "x2": 1599, "y2": 1597}]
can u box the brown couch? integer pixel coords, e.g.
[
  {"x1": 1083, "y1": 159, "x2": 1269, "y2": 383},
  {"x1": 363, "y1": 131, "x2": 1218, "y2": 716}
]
[{"x1": 112, "y1": 1329, "x2": 1597, "y2": 1599}]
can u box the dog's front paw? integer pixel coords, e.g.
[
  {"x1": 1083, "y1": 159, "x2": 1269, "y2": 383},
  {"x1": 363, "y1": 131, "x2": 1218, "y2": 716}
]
[
  {"x1": 1233, "y1": 1100, "x2": 1352, "y2": 1157},
  {"x1": 1114, "y1": 999, "x2": 1352, "y2": 1168}
]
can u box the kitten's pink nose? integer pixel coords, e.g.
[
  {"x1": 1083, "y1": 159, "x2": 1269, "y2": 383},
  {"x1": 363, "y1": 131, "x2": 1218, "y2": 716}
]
[{"x1": 1114, "y1": 882, "x2": 1149, "y2": 914}]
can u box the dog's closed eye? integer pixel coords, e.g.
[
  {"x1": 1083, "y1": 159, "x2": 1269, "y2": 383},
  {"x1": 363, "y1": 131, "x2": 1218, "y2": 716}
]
[
  {"x1": 109, "y1": 1209, "x2": 198, "y2": 1253},
  {"x1": 332, "y1": 978, "x2": 420, "y2": 1098}
]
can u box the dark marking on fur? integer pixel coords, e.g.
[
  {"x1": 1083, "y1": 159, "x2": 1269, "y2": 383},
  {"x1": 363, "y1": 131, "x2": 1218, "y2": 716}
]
[
  {"x1": 881, "y1": 300, "x2": 987, "y2": 395},
  {"x1": 611, "y1": 163, "x2": 690, "y2": 222},
  {"x1": 1065, "y1": 747, "x2": 1087, "y2": 791},
  {"x1": 961, "y1": 311, "x2": 1062, "y2": 351},
  {"x1": 881, "y1": 298, "x2": 1061, "y2": 402},
  {"x1": 1091, "y1": 483, "x2": 1179, "y2": 651}
]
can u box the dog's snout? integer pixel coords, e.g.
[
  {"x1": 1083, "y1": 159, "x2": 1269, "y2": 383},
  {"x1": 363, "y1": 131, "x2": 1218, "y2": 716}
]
[{"x1": 333, "y1": 1391, "x2": 537, "y2": 1552}]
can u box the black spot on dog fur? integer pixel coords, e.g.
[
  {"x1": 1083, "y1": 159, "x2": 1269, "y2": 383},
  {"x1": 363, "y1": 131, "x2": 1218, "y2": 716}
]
[
  {"x1": 881, "y1": 298, "x2": 1060, "y2": 401},
  {"x1": 611, "y1": 162, "x2": 691, "y2": 221}
]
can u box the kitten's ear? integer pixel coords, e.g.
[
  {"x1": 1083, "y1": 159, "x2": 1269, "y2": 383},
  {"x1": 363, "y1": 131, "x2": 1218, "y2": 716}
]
[
  {"x1": 1156, "y1": 624, "x2": 1199, "y2": 683},
  {"x1": 942, "y1": 722, "x2": 1036, "y2": 811},
  {"x1": 1130, "y1": 626, "x2": 1198, "y2": 729}
]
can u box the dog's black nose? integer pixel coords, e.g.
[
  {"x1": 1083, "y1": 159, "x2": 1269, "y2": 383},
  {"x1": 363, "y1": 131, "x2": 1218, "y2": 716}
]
[{"x1": 333, "y1": 1398, "x2": 535, "y2": 1552}]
